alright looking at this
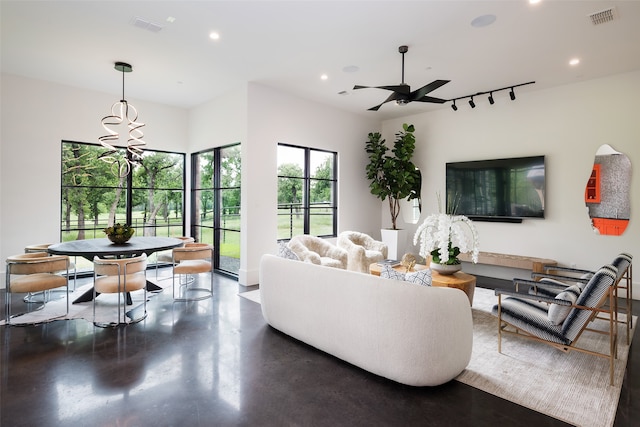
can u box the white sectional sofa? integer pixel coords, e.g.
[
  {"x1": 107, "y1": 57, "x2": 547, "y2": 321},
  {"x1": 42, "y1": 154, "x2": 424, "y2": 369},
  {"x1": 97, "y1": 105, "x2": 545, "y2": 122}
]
[{"x1": 259, "y1": 254, "x2": 473, "y2": 386}]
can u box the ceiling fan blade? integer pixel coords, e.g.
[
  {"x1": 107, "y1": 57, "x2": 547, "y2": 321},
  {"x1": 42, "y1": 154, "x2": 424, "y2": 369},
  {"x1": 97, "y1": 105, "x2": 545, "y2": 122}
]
[
  {"x1": 409, "y1": 80, "x2": 450, "y2": 100},
  {"x1": 367, "y1": 92, "x2": 404, "y2": 111},
  {"x1": 353, "y1": 84, "x2": 410, "y2": 94},
  {"x1": 412, "y1": 95, "x2": 448, "y2": 104}
]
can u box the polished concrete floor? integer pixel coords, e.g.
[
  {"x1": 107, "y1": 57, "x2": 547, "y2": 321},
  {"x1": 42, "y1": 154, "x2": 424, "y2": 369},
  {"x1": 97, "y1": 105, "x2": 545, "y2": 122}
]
[{"x1": 1, "y1": 271, "x2": 638, "y2": 426}]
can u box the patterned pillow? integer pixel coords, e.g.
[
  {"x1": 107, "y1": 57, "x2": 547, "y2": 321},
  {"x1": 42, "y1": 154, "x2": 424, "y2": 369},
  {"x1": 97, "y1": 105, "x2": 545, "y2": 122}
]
[
  {"x1": 405, "y1": 269, "x2": 432, "y2": 287},
  {"x1": 548, "y1": 285, "x2": 581, "y2": 326},
  {"x1": 380, "y1": 264, "x2": 405, "y2": 280},
  {"x1": 380, "y1": 265, "x2": 432, "y2": 286},
  {"x1": 278, "y1": 241, "x2": 299, "y2": 261}
]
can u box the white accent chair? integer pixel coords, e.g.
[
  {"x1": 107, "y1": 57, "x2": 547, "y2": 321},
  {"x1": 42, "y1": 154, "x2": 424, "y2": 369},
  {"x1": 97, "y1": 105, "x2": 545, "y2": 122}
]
[
  {"x1": 287, "y1": 235, "x2": 348, "y2": 269},
  {"x1": 337, "y1": 231, "x2": 388, "y2": 273}
]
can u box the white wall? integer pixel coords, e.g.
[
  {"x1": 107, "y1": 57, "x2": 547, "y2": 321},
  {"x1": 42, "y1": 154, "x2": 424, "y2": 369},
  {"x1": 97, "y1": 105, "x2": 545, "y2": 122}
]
[
  {"x1": 0, "y1": 73, "x2": 189, "y2": 266},
  {"x1": 238, "y1": 83, "x2": 379, "y2": 285},
  {"x1": 382, "y1": 71, "x2": 640, "y2": 292}
]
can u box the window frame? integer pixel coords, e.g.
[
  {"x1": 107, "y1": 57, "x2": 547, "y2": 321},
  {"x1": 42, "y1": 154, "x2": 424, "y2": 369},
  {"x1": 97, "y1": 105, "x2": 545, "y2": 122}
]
[{"x1": 277, "y1": 143, "x2": 337, "y2": 240}]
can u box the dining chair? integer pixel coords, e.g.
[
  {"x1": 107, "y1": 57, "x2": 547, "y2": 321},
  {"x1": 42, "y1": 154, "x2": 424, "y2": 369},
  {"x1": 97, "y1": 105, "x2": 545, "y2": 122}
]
[
  {"x1": 92, "y1": 253, "x2": 148, "y2": 327},
  {"x1": 171, "y1": 243, "x2": 214, "y2": 301},
  {"x1": 154, "y1": 236, "x2": 195, "y2": 279},
  {"x1": 24, "y1": 243, "x2": 77, "y2": 291},
  {"x1": 5, "y1": 252, "x2": 70, "y2": 325}
]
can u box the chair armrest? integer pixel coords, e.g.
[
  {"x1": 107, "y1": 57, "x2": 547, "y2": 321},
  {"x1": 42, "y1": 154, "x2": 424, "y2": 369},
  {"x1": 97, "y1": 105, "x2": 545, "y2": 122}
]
[
  {"x1": 542, "y1": 265, "x2": 594, "y2": 275},
  {"x1": 531, "y1": 272, "x2": 591, "y2": 283},
  {"x1": 494, "y1": 287, "x2": 570, "y2": 305}
]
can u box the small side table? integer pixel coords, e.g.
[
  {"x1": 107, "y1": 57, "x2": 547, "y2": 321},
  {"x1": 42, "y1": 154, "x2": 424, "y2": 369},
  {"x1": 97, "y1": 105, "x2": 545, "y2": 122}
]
[{"x1": 431, "y1": 271, "x2": 476, "y2": 305}]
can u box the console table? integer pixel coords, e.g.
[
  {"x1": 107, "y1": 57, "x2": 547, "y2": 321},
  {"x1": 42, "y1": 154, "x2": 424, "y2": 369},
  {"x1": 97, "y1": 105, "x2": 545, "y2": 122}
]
[{"x1": 457, "y1": 251, "x2": 556, "y2": 274}]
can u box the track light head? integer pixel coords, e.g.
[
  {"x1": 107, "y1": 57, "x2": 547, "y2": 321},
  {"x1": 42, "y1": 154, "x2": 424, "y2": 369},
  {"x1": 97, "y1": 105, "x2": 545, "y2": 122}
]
[
  {"x1": 488, "y1": 92, "x2": 495, "y2": 105},
  {"x1": 469, "y1": 97, "x2": 476, "y2": 108},
  {"x1": 451, "y1": 100, "x2": 458, "y2": 111},
  {"x1": 509, "y1": 88, "x2": 516, "y2": 100}
]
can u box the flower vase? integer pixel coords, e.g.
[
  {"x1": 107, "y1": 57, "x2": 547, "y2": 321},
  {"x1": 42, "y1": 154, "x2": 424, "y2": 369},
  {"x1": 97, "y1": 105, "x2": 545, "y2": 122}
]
[{"x1": 430, "y1": 262, "x2": 462, "y2": 275}]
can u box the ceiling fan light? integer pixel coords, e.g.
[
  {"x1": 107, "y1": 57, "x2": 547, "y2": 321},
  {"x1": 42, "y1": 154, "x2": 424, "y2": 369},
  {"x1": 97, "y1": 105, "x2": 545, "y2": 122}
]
[{"x1": 396, "y1": 99, "x2": 409, "y2": 106}]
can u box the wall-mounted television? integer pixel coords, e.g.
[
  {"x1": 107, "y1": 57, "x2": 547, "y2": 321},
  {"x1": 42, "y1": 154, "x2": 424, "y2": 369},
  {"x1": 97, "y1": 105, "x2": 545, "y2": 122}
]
[{"x1": 446, "y1": 155, "x2": 545, "y2": 223}]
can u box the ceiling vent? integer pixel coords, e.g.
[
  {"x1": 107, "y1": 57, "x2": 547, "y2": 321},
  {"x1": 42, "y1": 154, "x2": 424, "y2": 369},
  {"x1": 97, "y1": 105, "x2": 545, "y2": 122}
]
[
  {"x1": 132, "y1": 17, "x2": 163, "y2": 33},
  {"x1": 588, "y1": 7, "x2": 616, "y2": 25}
]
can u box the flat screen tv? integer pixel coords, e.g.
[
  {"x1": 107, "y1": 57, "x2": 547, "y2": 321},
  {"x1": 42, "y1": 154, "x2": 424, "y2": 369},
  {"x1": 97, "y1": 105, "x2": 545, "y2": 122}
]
[{"x1": 446, "y1": 155, "x2": 545, "y2": 222}]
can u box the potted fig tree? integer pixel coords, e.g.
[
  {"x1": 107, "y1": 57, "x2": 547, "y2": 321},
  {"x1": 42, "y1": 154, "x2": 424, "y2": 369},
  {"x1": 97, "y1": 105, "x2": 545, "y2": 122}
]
[{"x1": 365, "y1": 123, "x2": 421, "y2": 258}]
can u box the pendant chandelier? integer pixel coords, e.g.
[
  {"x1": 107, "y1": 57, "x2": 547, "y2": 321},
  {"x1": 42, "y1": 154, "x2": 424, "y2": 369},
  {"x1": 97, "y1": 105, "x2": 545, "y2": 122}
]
[{"x1": 98, "y1": 61, "x2": 146, "y2": 177}]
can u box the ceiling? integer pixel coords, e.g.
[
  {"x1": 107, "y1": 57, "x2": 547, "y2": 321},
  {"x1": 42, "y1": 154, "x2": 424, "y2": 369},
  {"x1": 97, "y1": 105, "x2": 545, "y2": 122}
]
[{"x1": 2, "y1": 0, "x2": 640, "y2": 119}]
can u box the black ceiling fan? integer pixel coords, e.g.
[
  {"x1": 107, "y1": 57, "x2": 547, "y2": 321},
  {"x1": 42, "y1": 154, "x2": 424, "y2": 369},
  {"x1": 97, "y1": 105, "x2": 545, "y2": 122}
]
[{"x1": 353, "y1": 45, "x2": 450, "y2": 111}]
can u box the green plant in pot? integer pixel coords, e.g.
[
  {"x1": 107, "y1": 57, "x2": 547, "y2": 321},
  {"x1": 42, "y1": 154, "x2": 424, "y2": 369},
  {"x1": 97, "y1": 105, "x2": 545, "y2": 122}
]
[{"x1": 365, "y1": 123, "x2": 421, "y2": 230}]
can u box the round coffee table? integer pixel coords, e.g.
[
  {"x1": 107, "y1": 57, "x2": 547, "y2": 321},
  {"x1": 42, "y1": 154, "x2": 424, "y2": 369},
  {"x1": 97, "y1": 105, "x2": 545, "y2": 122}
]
[{"x1": 431, "y1": 271, "x2": 476, "y2": 305}]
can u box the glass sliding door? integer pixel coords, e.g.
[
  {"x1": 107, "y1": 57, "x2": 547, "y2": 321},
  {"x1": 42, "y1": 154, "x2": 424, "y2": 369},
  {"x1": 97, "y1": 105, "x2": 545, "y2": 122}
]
[{"x1": 192, "y1": 143, "x2": 241, "y2": 277}]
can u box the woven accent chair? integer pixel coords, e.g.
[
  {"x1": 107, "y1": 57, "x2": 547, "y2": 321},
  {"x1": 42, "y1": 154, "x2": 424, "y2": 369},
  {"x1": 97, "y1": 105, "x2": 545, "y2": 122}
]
[
  {"x1": 172, "y1": 243, "x2": 214, "y2": 301},
  {"x1": 493, "y1": 264, "x2": 619, "y2": 385},
  {"x1": 337, "y1": 231, "x2": 388, "y2": 273},
  {"x1": 287, "y1": 235, "x2": 348, "y2": 269},
  {"x1": 5, "y1": 252, "x2": 70, "y2": 325},
  {"x1": 93, "y1": 254, "x2": 148, "y2": 327},
  {"x1": 532, "y1": 253, "x2": 633, "y2": 344}
]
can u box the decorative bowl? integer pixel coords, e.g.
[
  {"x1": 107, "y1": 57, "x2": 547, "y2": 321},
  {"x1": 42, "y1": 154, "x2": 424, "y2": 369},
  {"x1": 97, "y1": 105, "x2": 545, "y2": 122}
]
[{"x1": 104, "y1": 223, "x2": 135, "y2": 244}]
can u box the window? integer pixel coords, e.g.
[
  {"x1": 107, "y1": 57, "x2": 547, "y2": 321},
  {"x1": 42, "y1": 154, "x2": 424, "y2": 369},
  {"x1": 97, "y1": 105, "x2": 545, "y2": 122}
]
[
  {"x1": 61, "y1": 141, "x2": 185, "y2": 271},
  {"x1": 277, "y1": 144, "x2": 337, "y2": 240},
  {"x1": 191, "y1": 144, "x2": 241, "y2": 276}
]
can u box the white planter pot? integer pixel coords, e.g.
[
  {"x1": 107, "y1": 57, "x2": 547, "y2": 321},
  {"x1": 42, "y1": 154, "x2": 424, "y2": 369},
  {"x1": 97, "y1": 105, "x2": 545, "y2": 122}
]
[
  {"x1": 380, "y1": 228, "x2": 408, "y2": 260},
  {"x1": 430, "y1": 262, "x2": 462, "y2": 275}
]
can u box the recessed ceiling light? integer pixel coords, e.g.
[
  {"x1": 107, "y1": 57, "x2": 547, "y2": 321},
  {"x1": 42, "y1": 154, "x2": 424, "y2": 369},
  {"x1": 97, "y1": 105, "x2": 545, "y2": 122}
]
[
  {"x1": 569, "y1": 58, "x2": 580, "y2": 66},
  {"x1": 320, "y1": 74, "x2": 328, "y2": 81},
  {"x1": 209, "y1": 32, "x2": 220, "y2": 40},
  {"x1": 471, "y1": 14, "x2": 496, "y2": 28},
  {"x1": 342, "y1": 65, "x2": 359, "y2": 73},
  {"x1": 529, "y1": 0, "x2": 541, "y2": 5},
  {"x1": 166, "y1": 16, "x2": 176, "y2": 23}
]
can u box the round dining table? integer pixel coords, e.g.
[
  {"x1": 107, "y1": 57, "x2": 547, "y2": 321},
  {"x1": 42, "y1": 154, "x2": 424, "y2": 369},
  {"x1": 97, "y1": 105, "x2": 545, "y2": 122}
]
[{"x1": 48, "y1": 236, "x2": 184, "y2": 303}]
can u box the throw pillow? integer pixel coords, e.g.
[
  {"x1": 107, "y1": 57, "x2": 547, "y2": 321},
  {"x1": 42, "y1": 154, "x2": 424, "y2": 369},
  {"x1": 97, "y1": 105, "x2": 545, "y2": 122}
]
[
  {"x1": 405, "y1": 269, "x2": 432, "y2": 287},
  {"x1": 547, "y1": 285, "x2": 581, "y2": 326},
  {"x1": 380, "y1": 264, "x2": 405, "y2": 281},
  {"x1": 278, "y1": 241, "x2": 299, "y2": 261}
]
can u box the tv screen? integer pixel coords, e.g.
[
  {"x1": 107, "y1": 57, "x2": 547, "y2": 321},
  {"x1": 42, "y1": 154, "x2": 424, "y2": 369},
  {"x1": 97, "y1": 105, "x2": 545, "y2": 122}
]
[{"x1": 446, "y1": 155, "x2": 545, "y2": 221}]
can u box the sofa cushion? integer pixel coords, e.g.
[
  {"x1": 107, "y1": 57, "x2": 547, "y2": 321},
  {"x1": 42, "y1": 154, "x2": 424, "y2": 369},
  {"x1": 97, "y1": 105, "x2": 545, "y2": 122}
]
[
  {"x1": 381, "y1": 265, "x2": 432, "y2": 286},
  {"x1": 405, "y1": 269, "x2": 432, "y2": 287},
  {"x1": 278, "y1": 242, "x2": 299, "y2": 261},
  {"x1": 380, "y1": 264, "x2": 405, "y2": 280},
  {"x1": 548, "y1": 285, "x2": 581, "y2": 326}
]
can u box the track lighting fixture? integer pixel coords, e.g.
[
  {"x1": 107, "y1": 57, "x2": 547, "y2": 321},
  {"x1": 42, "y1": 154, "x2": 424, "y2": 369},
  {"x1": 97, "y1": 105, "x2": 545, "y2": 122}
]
[{"x1": 447, "y1": 81, "x2": 534, "y2": 111}]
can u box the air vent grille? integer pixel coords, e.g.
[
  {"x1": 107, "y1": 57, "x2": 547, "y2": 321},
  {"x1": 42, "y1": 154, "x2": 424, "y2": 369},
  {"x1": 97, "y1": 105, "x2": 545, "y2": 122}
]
[
  {"x1": 588, "y1": 7, "x2": 616, "y2": 25},
  {"x1": 132, "y1": 17, "x2": 163, "y2": 33}
]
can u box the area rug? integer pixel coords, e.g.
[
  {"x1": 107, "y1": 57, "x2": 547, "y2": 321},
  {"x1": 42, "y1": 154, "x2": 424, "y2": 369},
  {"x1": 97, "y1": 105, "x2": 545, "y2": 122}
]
[
  {"x1": 0, "y1": 278, "x2": 169, "y2": 326},
  {"x1": 239, "y1": 289, "x2": 261, "y2": 304},
  {"x1": 460, "y1": 286, "x2": 635, "y2": 427},
  {"x1": 233, "y1": 286, "x2": 634, "y2": 426}
]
